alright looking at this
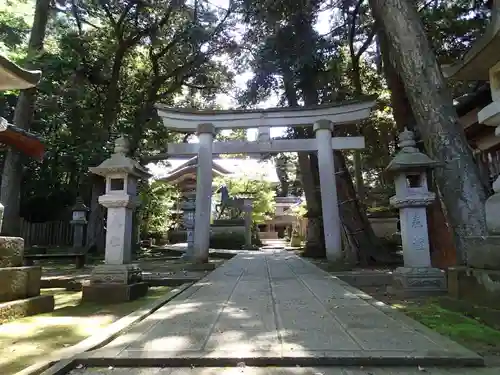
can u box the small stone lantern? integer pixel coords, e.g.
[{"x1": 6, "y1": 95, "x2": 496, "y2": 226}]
[
  {"x1": 181, "y1": 198, "x2": 196, "y2": 259},
  {"x1": 386, "y1": 128, "x2": 447, "y2": 296},
  {"x1": 83, "y1": 135, "x2": 152, "y2": 303},
  {"x1": 71, "y1": 196, "x2": 88, "y2": 249}
]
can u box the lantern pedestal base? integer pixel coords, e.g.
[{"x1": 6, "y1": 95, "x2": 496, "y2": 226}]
[
  {"x1": 390, "y1": 266, "x2": 447, "y2": 297},
  {"x1": 82, "y1": 264, "x2": 148, "y2": 303},
  {"x1": 82, "y1": 282, "x2": 148, "y2": 304}
]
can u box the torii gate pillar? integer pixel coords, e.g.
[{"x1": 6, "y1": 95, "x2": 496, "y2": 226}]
[
  {"x1": 193, "y1": 123, "x2": 215, "y2": 263},
  {"x1": 314, "y1": 120, "x2": 342, "y2": 261}
]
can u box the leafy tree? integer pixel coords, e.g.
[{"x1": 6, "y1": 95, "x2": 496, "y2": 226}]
[
  {"x1": 0, "y1": 0, "x2": 238, "y2": 248},
  {"x1": 138, "y1": 180, "x2": 177, "y2": 237}
]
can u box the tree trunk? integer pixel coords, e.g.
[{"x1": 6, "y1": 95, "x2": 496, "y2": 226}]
[
  {"x1": 86, "y1": 175, "x2": 106, "y2": 252},
  {"x1": 378, "y1": 26, "x2": 457, "y2": 268},
  {"x1": 353, "y1": 150, "x2": 365, "y2": 202},
  {"x1": 1, "y1": 0, "x2": 51, "y2": 236},
  {"x1": 369, "y1": 0, "x2": 488, "y2": 264},
  {"x1": 298, "y1": 152, "x2": 325, "y2": 257}
]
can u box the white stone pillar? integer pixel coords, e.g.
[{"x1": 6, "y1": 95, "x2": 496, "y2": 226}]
[
  {"x1": 314, "y1": 120, "x2": 342, "y2": 262},
  {"x1": 193, "y1": 123, "x2": 215, "y2": 263},
  {"x1": 101, "y1": 203, "x2": 134, "y2": 264}
]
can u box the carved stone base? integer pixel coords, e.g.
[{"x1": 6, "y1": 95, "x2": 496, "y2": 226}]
[
  {"x1": 464, "y1": 236, "x2": 500, "y2": 270},
  {"x1": 89, "y1": 264, "x2": 143, "y2": 285},
  {"x1": 391, "y1": 266, "x2": 447, "y2": 297},
  {"x1": 82, "y1": 282, "x2": 149, "y2": 304}
]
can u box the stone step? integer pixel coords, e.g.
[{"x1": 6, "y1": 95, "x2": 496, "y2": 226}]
[{"x1": 68, "y1": 366, "x2": 498, "y2": 375}]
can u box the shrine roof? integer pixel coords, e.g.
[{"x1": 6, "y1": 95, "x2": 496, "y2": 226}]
[
  {"x1": 153, "y1": 157, "x2": 280, "y2": 184},
  {"x1": 442, "y1": 1, "x2": 500, "y2": 80},
  {"x1": 0, "y1": 119, "x2": 44, "y2": 161},
  {"x1": 168, "y1": 156, "x2": 231, "y2": 175},
  {"x1": 0, "y1": 55, "x2": 41, "y2": 90},
  {"x1": 159, "y1": 156, "x2": 231, "y2": 184},
  {"x1": 155, "y1": 96, "x2": 377, "y2": 131}
]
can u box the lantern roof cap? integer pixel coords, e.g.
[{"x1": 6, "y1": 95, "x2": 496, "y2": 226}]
[
  {"x1": 386, "y1": 128, "x2": 441, "y2": 174},
  {"x1": 89, "y1": 135, "x2": 152, "y2": 178}
]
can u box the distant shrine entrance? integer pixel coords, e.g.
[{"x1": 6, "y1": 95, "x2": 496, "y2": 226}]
[{"x1": 154, "y1": 100, "x2": 376, "y2": 263}]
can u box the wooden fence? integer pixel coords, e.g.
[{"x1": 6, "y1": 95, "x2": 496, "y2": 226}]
[{"x1": 20, "y1": 219, "x2": 73, "y2": 247}]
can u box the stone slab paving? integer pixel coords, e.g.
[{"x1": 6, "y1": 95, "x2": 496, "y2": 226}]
[
  {"x1": 69, "y1": 367, "x2": 499, "y2": 375},
  {"x1": 81, "y1": 251, "x2": 483, "y2": 367}
]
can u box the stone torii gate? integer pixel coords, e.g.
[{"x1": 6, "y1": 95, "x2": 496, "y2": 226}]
[{"x1": 154, "y1": 99, "x2": 376, "y2": 263}]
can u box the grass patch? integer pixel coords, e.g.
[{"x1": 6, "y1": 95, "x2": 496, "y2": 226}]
[
  {"x1": 393, "y1": 298, "x2": 500, "y2": 356},
  {"x1": 0, "y1": 286, "x2": 171, "y2": 375}
]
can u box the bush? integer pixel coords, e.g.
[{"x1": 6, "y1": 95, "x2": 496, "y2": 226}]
[{"x1": 210, "y1": 231, "x2": 246, "y2": 250}]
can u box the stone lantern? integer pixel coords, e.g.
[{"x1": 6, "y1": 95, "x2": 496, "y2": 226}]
[
  {"x1": 83, "y1": 135, "x2": 151, "y2": 303},
  {"x1": 180, "y1": 197, "x2": 196, "y2": 258},
  {"x1": 386, "y1": 128, "x2": 447, "y2": 296},
  {"x1": 71, "y1": 196, "x2": 88, "y2": 249}
]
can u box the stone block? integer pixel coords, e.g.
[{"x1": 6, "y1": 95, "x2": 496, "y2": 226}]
[
  {"x1": 0, "y1": 236, "x2": 25, "y2": 267},
  {"x1": 0, "y1": 295, "x2": 54, "y2": 323},
  {"x1": 464, "y1": 236, "x2": 500, "y2": 270},
  {"x1": 82, "y1": 282, "x2": 149, "y2": 304},
  {"x1": 391, "y1": 266, "x2": 447, "y2": 297},
  {"x1": 0, "y1": 266, "x2": 41, "y2": 303},
  {"x1": 89, "y1": 264, "x2": 143, "y2": 285},
  {"x1": 448, "y1": 267, "x2": 500, "y2": 309}
]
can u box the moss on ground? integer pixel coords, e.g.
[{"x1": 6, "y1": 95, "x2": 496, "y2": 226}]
[
  {"x1": 391, "y1": 298, "x2": 500, "y2": 358},
  {"x1": 0, "y1": 286, "x2": 170, "y2": 375}
]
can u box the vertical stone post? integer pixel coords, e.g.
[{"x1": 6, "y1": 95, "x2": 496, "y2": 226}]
[
  {"x1": 257, "y1": 127, "x2": 271, "y2": 142},
  {"x1": 314, "y1": 120, "x2": 342, "y2": 262},
  {"x1": 387, "y1": 129, "x2": 446, "y2": 296},
  {"x1": 243, "y1": 198, "x2": 253, "y2": 249},
  {"x1": 84, "y1": 135, "x2": 151, "y2": 303},
  {"x1": 193, "y1": 123, "x2": 215, "y2": 263},
  {"x1": 70, "y1": 196, "x2": 88, "y2": 249}
]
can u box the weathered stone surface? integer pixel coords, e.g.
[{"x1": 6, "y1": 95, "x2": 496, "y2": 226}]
[
  {"x1": 0, "y1": 236, "x2": 25, "y2": 267},
  {"x1": 90, "y1": 264, "x2": 143, "y2": 285},
  {"x1": 184, "y1": 262, "x2": 217, "y2": 271},
  {"x1": 82, "y1": 282, "x2": 148, "y2": 304},
  {"x1": 464, "y1": 236, "x2": 500, "y2": 270},
  {"x1": 448, "y1": 267, "x2": 500, "y2": 309},
  {"x1": 485, "y1": 192, "x2": 500, "y2": 234},
  {"x1": 392, "y1": 266, "x2": 447, "y2": 296},
  {"x1": 0, "y1": 266, "x2": 41, "y2": 302},
  {"x1": 0, "y1": 294, "x2": 54, "y2": 323}
]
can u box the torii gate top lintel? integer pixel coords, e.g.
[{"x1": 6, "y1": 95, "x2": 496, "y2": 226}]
[
  {"x1": 155, "y1": 97, "x2": 377, "y2": 132},
  {"x1": 158, "y1": 97, "x2": 376, "y2": 263}
]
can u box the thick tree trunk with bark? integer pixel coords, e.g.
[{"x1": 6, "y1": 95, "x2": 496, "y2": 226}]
[
  {"x1": 378, "y1": 27, "x2": 457, "y2": 268},
  {"x1": 86, "y1": 175, "x2": 106, "y2": 252},
  {"x1": 1, "y1": 0, "x2": 51, "y2": 236},
  {"x1": 298, "y1": 153, "x2": 325, "y2": 257},
  {"x1": 369, "y1": 0, "x2": 488, "y2": 263}
]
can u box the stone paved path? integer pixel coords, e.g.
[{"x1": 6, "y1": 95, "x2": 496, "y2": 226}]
[
  {"x1": 80, "y1": 251, "x2": 483, "y2": 368},
  {"x1": 70, "y1": 367, "x2": 499, "y2": 375}
]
